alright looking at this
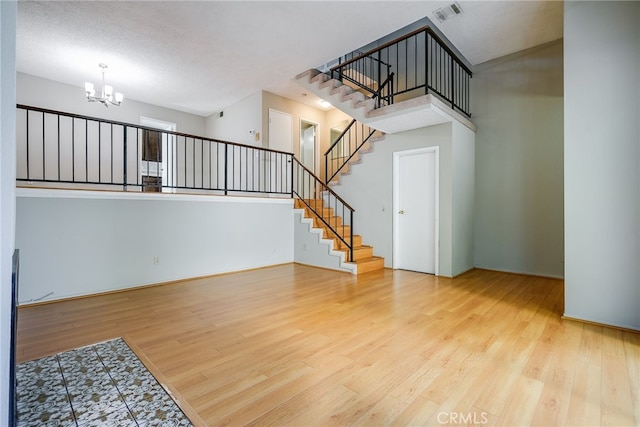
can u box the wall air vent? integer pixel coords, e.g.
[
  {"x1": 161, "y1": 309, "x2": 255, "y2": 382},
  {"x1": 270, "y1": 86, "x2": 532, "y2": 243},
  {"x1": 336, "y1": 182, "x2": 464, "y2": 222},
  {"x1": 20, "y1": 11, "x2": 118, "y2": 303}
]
[{"x1": 433, "y1": 2, "x2": 463, "y2": 23}]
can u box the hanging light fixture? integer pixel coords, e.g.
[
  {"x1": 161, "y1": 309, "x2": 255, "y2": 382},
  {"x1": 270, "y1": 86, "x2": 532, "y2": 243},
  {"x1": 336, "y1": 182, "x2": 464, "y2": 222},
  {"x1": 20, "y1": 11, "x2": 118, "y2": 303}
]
[{"x1": 85, "y1": 63, "x2": 123, "y2": 107}]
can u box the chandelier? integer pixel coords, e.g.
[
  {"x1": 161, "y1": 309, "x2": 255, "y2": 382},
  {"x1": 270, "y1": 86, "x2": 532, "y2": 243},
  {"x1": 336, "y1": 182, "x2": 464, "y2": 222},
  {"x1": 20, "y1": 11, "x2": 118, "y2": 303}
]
[{"x1": 84, "y1": 63, "x2": 123, "y2": 107}]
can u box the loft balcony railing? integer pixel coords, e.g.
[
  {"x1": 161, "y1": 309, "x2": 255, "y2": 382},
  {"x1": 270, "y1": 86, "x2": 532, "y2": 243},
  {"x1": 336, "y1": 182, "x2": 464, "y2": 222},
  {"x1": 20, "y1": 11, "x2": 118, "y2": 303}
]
[
  {"x1": 330, "y1": 25, "x2": 472, "y2": 117},
  {"x1": 16, "y1": 105, "x2": 355, "y2": 262},
  {"x1": 16, "y1": 105, "x2": 292, "y2": 196}
]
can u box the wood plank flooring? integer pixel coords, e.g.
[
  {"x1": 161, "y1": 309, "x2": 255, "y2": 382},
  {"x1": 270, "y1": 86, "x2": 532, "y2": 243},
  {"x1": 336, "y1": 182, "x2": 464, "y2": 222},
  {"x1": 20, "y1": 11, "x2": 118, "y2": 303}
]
[{"x1": 17, "y1": 265, "x2": 640, "y2": 426}]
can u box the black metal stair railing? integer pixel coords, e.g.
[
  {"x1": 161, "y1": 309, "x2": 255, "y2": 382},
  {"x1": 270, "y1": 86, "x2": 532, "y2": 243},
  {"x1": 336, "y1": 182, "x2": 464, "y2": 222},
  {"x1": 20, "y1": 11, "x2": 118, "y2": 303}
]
[
  {"x1": 16, "y1": 105, "x2": 293, "y2": 196},
  {"x1": 330, "y1": 25, "x2": 472, "y2": 117},
  {"x1": 325, "y1": 119, "x2": 377, "y2": 184},
  {"x1": 292, "y1": 157, "x2": 354, "y2": 262}
]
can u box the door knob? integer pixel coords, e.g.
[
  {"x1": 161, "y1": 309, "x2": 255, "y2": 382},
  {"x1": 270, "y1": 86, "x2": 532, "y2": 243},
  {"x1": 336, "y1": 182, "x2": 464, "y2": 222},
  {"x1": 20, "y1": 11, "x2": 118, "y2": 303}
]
[{"x1": 399, "y1": 210, "x2": 405, "y2": 214}]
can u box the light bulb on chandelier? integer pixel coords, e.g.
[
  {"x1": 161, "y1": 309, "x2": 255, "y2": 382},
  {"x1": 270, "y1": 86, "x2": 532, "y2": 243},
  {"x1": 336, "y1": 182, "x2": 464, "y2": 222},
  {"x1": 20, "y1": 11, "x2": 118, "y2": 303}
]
[{"x1": 85, "y1": 63, "x2": 123, "y2": 107}]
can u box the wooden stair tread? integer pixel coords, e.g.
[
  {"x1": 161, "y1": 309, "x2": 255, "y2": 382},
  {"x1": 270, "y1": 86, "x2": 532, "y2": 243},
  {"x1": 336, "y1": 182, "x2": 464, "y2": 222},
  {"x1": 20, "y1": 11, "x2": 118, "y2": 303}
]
[
  {"x1": 348, "y1": 255, "x2": 383, "y2": 263},
  {"x1": 346, "y1": 256, "x2": 385, "y2": 274}
]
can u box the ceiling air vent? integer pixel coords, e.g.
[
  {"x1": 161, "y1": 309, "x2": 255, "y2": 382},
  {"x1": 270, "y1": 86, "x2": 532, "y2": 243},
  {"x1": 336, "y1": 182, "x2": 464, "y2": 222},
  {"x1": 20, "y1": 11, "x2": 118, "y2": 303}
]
[{"x1": 433, "y1": 2, "x2": 463, "y2": 23}]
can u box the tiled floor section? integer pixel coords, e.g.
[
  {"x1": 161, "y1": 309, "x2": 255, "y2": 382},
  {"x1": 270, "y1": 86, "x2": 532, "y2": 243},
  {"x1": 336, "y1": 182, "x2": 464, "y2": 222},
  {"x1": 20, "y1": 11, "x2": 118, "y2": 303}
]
[{"x1": 17, "y1": 338, "x2": 193, "y2": 426}]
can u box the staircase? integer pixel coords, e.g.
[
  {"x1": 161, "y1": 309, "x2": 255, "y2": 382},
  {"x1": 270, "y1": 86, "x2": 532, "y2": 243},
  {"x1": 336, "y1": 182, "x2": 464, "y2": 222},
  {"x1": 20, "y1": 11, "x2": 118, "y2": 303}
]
[
  {"x1": 296, "y1": 69, "x2": 375, "y2": 124},
  {"x1": 294, "y1": 198, "x2": 384, "y2": 274},
  {"x1": 325, "y1": 119, "x2": 385, "y2": 186},
  {"x1": 291, "y1": 72, "x2": 388, "y2": 275}
]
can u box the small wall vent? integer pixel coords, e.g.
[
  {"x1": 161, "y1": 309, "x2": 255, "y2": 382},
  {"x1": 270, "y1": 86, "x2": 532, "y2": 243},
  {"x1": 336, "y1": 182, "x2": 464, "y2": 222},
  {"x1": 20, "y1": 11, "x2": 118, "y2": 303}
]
[{"x1": 434, "y1": 2, "x2": 463, "y2": 22}]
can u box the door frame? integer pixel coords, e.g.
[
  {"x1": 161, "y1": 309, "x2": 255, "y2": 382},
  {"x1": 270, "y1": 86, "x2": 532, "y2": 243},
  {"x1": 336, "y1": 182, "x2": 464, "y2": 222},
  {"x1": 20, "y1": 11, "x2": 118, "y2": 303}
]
[
  {"x1": 392, "y1": 146, "x2": 440, "y2": 275},
  {"x1": 140, "y1": 116, "x2": 177, "y2": 193},
  {"x1": 299, "y1": 118, "x2": 319, "y2": 174}
]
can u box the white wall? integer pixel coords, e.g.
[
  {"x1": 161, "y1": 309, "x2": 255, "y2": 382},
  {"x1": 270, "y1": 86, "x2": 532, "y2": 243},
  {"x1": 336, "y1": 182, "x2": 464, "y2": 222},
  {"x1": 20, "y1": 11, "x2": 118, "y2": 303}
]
[
  {"x1": 18, "y1": 73, "x2": 206, "y2": 136},
  {"x1": 472, "y1": 40, "x2": 564, "y2": 278},
  {"x1": 205, "y1": 91, "x2": 262, "y2": 146},
  {"x1": 564, "y1": 1, "x2": 640, "y2": 330},
  {"x1": 15, "y1": 189, "x2": 294, "y2": 303},
  {"x1": 331, "y1": 123, "x2": 456, "y2": 276},
  {"x1": 0, "y1": 2, "x2": 16, "y2": 424}
]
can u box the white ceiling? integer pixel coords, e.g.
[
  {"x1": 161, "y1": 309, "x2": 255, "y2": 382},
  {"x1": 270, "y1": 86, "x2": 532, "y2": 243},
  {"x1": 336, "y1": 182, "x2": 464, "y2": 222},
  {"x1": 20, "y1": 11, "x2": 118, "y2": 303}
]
[{"x1": 16, "y1": 1, "x2": 563, "y2": 117}]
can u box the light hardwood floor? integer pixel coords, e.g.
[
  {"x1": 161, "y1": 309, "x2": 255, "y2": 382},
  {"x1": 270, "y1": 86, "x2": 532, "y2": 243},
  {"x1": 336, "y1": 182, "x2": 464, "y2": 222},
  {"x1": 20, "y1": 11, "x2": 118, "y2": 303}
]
[{"x1": 17, "y1": 265, "x2": 640, "y2": 426}]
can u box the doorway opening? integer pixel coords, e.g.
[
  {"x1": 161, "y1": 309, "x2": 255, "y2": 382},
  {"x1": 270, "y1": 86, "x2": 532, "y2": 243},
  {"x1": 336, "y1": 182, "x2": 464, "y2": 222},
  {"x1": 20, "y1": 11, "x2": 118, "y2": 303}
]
[
  {"x1": 139, "y1": 117, "x2": 176, "y2": 193},
  {"x1": 300, "y1": 119, "x2": 318, "y2": 174}
]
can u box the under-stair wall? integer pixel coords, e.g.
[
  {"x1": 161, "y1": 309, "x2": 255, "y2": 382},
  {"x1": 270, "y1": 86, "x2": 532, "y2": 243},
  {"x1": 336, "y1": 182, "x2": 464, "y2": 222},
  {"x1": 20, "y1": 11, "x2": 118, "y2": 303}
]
[{"x1": 293, "y1": 209, "x2": 355, "y2": 274}]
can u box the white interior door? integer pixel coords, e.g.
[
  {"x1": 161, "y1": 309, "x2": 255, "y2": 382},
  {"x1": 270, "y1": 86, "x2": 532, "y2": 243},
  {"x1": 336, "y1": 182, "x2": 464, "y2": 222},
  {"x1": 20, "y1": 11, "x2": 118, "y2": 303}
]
[
  {"x1": 393, "y1": 147, "x2": 439, "y2": 274},
  {"x1": 267, "y1": 109, "x2": 293, "y2": 192},
  {"x1": 268, "y1": 109, "x2": 292, "y2": 153}
]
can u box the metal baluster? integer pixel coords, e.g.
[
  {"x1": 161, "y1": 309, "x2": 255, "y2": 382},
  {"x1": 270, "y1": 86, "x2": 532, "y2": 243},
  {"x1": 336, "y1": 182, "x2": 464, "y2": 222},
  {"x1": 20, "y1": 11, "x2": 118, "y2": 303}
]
[
  {"x1": 41, "y1": 112, "x2": 45, "y2": 181},
  {"x1": 98, "y1": 121, "x2": 102, "y2": 184},
  {"x1": 110, "y1": 124, "x2": 113, "y2": 184},
  {"x1": 123, "y1": 125, "x2": 127, "y2": 190},
  {"x1": 56, "y1": 115, "x2": 61, "y2": 182},
  {"x1": 84, "y1": 119, "x2": 88, "y2": 183}
]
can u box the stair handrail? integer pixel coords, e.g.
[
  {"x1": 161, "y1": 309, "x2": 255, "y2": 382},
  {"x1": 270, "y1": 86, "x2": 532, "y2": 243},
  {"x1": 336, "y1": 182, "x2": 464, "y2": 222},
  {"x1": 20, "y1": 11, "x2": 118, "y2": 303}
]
[
  {"x1": 292, "y1": 157, "x2": 354, "y2": 262},
  {"x1": 343, "y1": 50, "x2": 392, "y2": 68},
  {"x1": 324, "y1": 119, "x2": 377, "y2": 184}
]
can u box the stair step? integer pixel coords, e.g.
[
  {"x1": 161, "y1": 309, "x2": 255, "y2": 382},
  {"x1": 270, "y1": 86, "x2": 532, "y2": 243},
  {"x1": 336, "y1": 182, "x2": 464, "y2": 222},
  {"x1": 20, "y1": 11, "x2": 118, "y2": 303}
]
[
  {"x1": 331, "y1": 84, "x2": 355, "y2": 99},
  {"x1": 336, "y1": 245, "x2": 374, "y2": 261},
  {"x1": 322, "y1": 224, "x2": 351, "y2": 239},
  {"x1": 331, "y1": 234, "x2": 362, "y2": 249},
  {"x1": 313, "y1": 215, "x2": 342, "y2": 228},
  {"x1": 296, "y1": 69, "x2": 321, "y2": 83},
  {"x1": 310, "y1": 72, "x2": 329, "y2": 85},
  {"x1": 305, "y1": 206, "x2": 334, "y2": 217},
  {"x1": 348, "y1": 256, "x2": 385, "y2": 274},
  {"x1": 299, "y1": 198, "x2": 324, "y2": 206},
  {"x1": 320, "y1": 79, "x2": 341, "y2": 91}
]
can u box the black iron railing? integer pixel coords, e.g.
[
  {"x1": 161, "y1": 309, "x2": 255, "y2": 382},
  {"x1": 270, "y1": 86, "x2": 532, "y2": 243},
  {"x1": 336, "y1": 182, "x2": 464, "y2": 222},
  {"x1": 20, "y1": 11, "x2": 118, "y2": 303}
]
[
  {"x1": 16, "y1": 105, "x2": 356, "y2": 263},
  {"x1": 331, "y1": 25, "x2": 472, "y2": 117},
  {"x1": 325, "y1": 119, "x2": 377, "y2": 184},
  {"x1": 16, "y1": 105, "x2": 292, "y2": 196},
  {"x1": 292, "y1": 158, "x2": 354, "y2": 262}
]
